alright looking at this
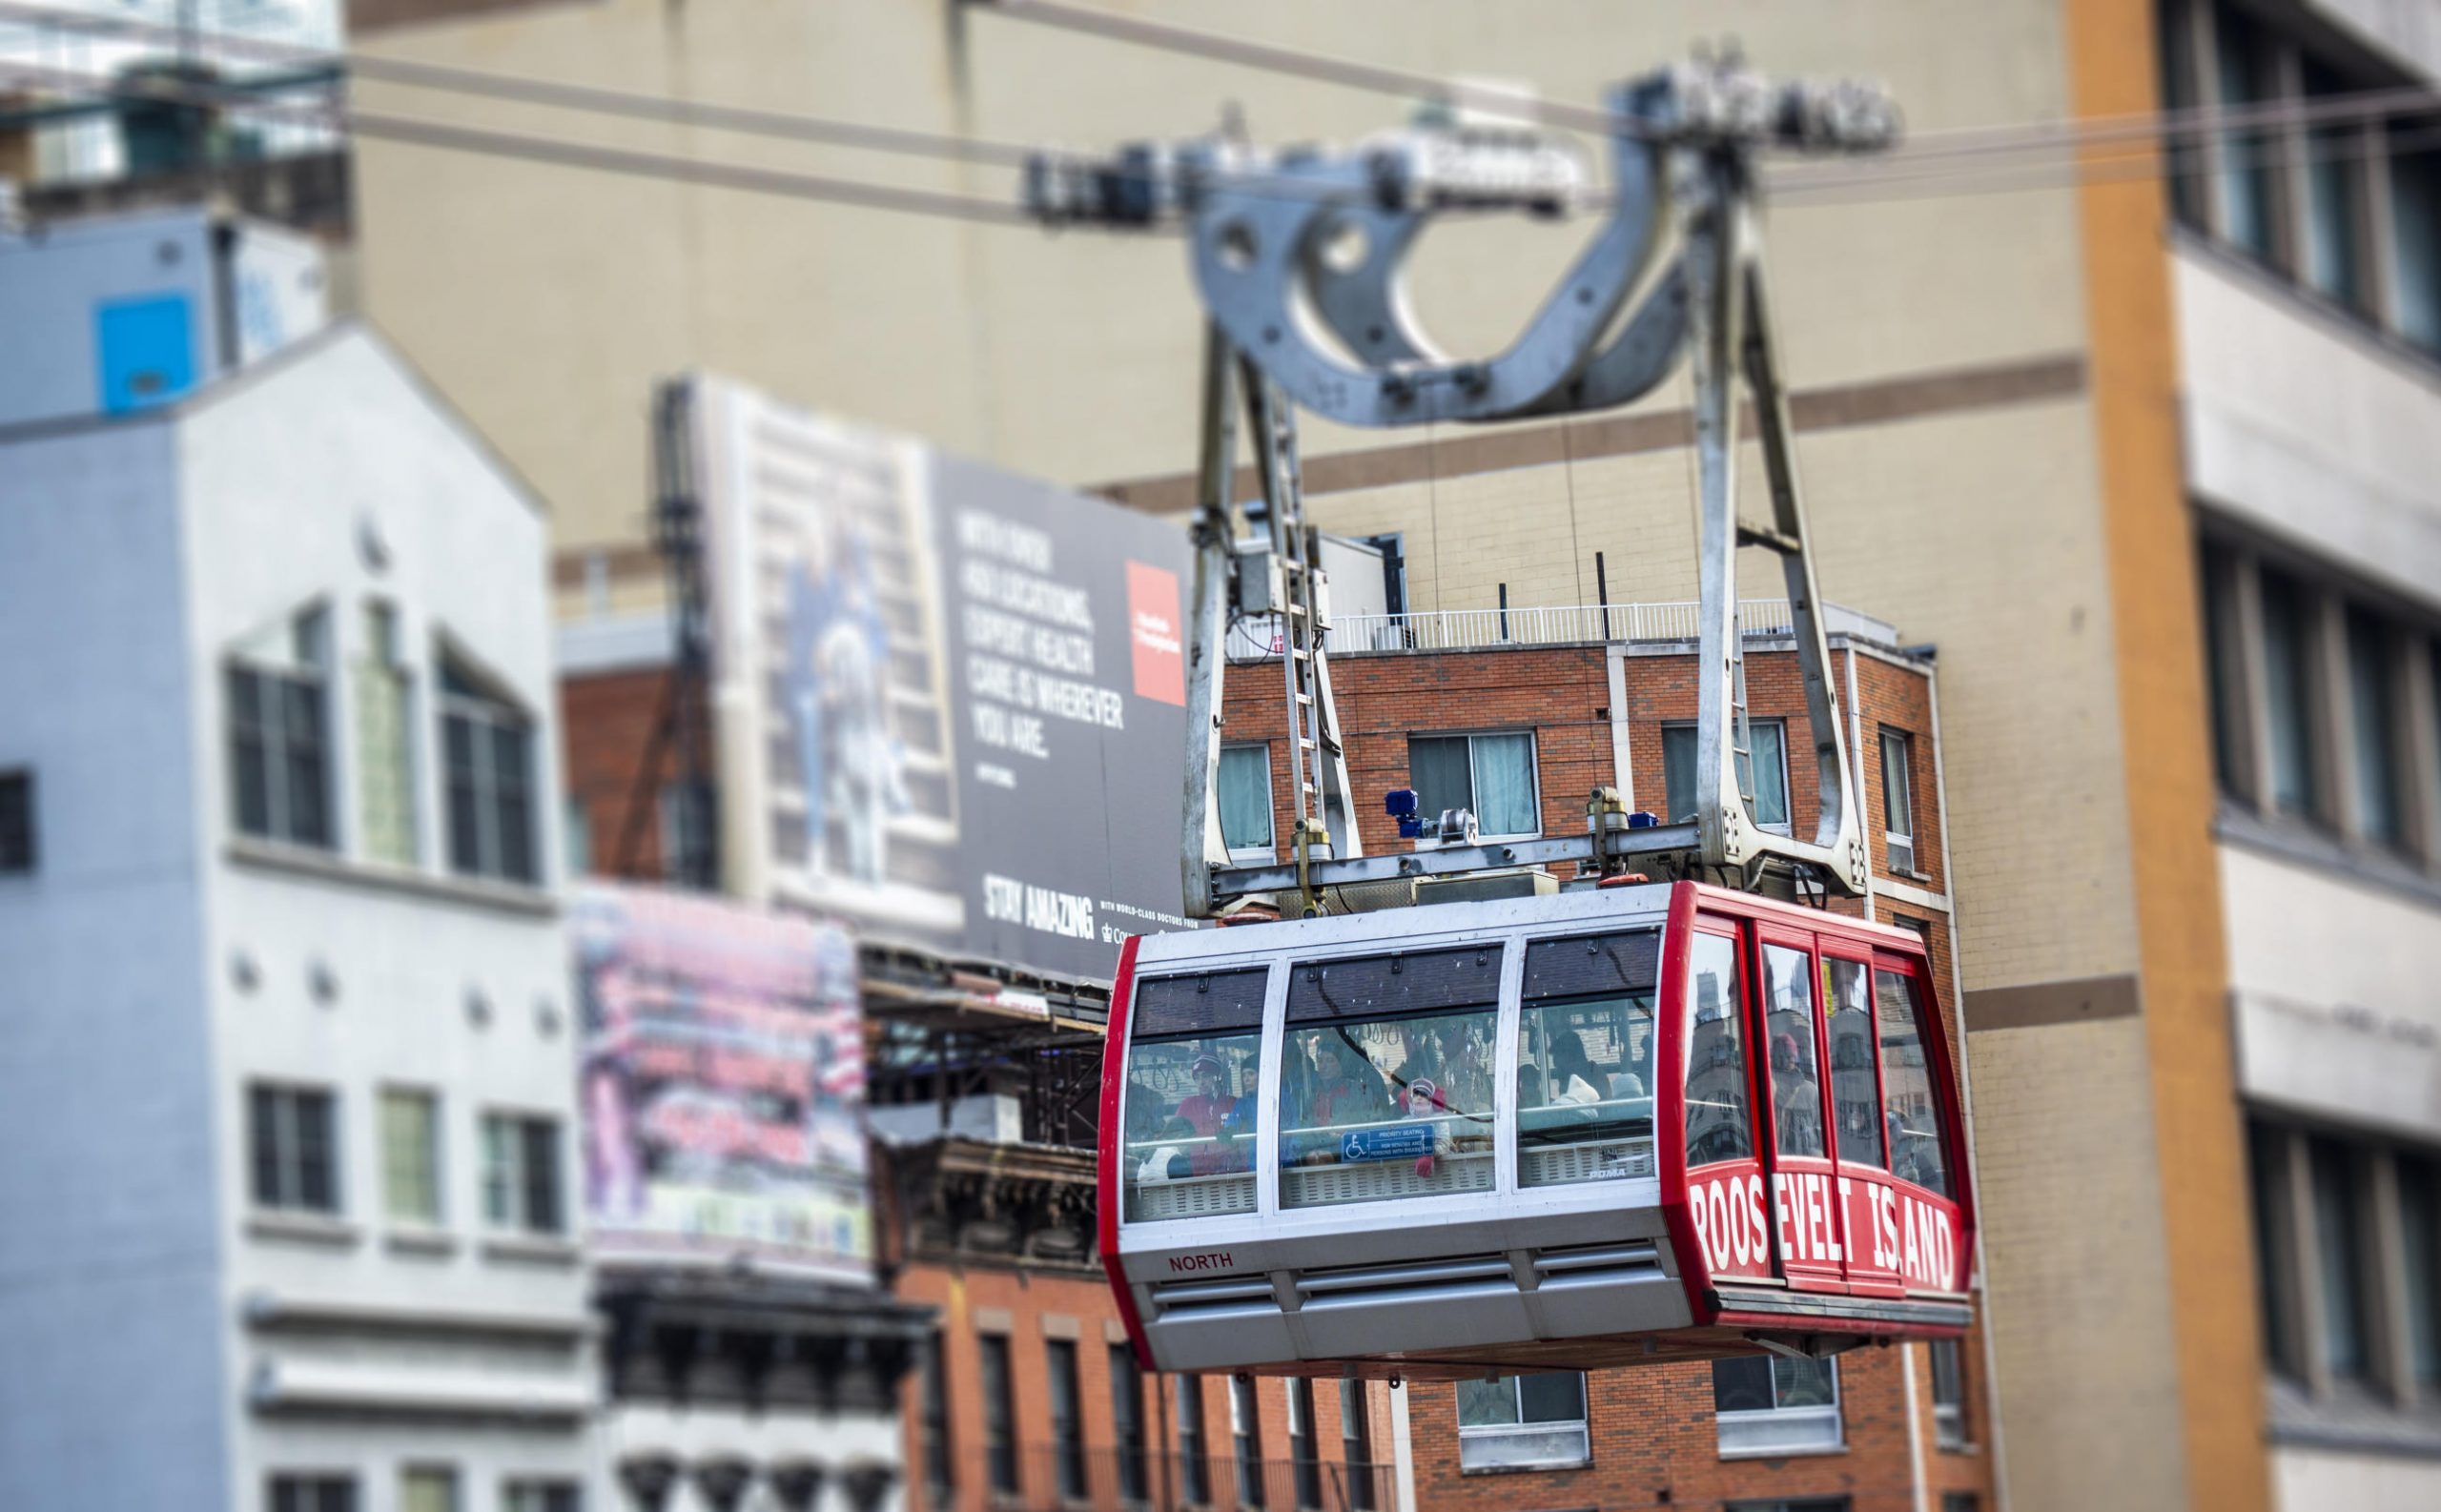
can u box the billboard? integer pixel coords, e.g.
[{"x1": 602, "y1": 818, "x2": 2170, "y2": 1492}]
[
  {"x1": 682, "y1": 374, "x2": 1195, "y2": 982},
  {"x1": 572, "y1": 883, "x2": 870, "y2": 1280}
]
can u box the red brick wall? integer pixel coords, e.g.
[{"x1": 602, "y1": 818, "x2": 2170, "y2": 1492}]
[
  {"x1": 559, "y1": 666, "x2": 675, "y2": 881},
  {"x1": 895, "y1": 1257, "x2": 1394, "y2": 1512}
]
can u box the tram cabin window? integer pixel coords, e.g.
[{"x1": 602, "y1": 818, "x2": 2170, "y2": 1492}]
[
  {"x1": 1823, "y1": 957, "x2": 1884, "y2": 1170},
  {"x1": 1122, "y1": 968, "x2": 1267, "y2": 1222},
  {"x1": 1874, "y1": 969, "x2": 1950, "y2": 1195},
  {"x1": 1280, "y1": 946, "x2": 1502, "y2": 1210},
  {"x1": 1684, "y1": 932, "x2": 1753, "y2": 1168},
  {"x1": 1516, "y1": 930, "x2": 1659, "y2": 1187},
  {"x1": 1762, "y1": 944, "x2": 1827, "y2": 1159}
]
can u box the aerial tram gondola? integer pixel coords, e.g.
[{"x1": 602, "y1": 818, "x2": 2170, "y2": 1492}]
[
  {"x1": 1024, "y1": 55, "x2": 1974, "y2": 1377},
  {"x1": 1098, "y1": 881, "x2": 1972, "y2": 1379}
]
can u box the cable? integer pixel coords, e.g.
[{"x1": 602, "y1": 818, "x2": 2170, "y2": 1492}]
[{"x1": 0, "y1": 59, "x2": 1056, "y2": 228}]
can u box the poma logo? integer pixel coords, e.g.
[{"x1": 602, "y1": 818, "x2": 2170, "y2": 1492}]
[{"x1": 1167, "y1": 1251, "x2": 1234, "y2": 1274}]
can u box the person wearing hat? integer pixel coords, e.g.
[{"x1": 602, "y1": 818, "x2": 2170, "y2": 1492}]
[{"x1": 1177, "y1": 1054, "x2": 1240, "y2": 1138}]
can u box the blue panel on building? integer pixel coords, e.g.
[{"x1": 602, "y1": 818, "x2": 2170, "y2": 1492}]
[{"x1": 94, "y1": 294, "x2": 196, "y2": 414}]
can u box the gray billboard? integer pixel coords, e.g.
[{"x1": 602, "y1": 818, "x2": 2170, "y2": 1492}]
[{"x1": 685, "y1": 374, "x2": 1193, "y2": 983}]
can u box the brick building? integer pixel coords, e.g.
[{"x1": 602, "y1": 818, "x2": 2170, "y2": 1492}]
[{"x1": 559, "y1": 591, "x2": 1991, "y2": 1512}]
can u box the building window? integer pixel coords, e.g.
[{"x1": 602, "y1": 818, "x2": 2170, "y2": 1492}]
[
  {"x1": 1929, "y1": 1338, "x2": 1969, "y2": 1449},
  {"x1": 2200, "y1": 539, "x2": 2250, "y2": 797},
  {"x1": 250, "y1": 1085, "x2": 338, "y2": 1215},
  {"x1": 2157, "y1": 0, "x2": 2206, "y2": 231},
  {"x1": 1288, "y1": 1379, "x2": 1323, "y2": 1510},
  {"x1": 229, "y1": 608, "x2": 334, "y2": 849},
  {"x1": 2400, "y1": 1155, "x2": 2440, "y2": 1390},
  {"x1": 1341, "y1": 1383, "x2": 1377, "y2": 1512},
  {"x1": 1407, "y1": 730, "x2": 1540, "y2": 838},
  {"x1": 1047, "y1": 1338, "x2": 1087, "y2": 1502},
  {"x1": 1231, "y1": 1375, "x2": 1266, "y2": 1507},
  {"x1": 480, "y1": 1113, "x2": 564, "y2": 1236},
  {"x1": 1879, "y1": 727, "x2": 1918, "y2": 873},
  {"x1": 440, "y1": 654, "x2": 537, "y2": 885},
  {"x1": 1219, "y1": 743, "x2": 1276, "y2": 861},
  {"x1": 564, "y1": 795, "x2": 593, "y2": 878},
  {"x1": 502, "y1": 1484, "x2": 579, "y2": 1512},
  {"x1": 356, "y1": 602, "x2": 416, "y2": 866},
  {"x1": 2301, "y1": 57, "x2": 2369, "y2": 315},
  {"x1": 2345, "y1": 608, "x2": 2406, "y2": 850},
  {"x1": 1176, "y1": 1377, "x2": 1212, "y2": 1506},
  {"x1": 2211, "y1": 0, "x2": 2282, "y2": 266},
  {"x1": 270, "y1": 1476, "x2": 357, "y2": 1512},
  {"x1": 1454, "y1": 1373, "x2": 1590, "y2": 1471},
  {"x1": 1110, "y1": 1343, "x2": 1147, "y2": 1505},
  {"x1": 1713, "y1": 1356, "x2": 1842, "y2": 1455},
  {"x1": 380, "y1": 1088, "x2": 441, "y2": 1226},
  {"x1": 2257, "y1": 567, "x2": 2321, "y2": 819},
  {"x1": 978, "y1": 1333, "x2": 1018, "y2": 1497},
  {"x1": 922, "y1": 1333, "x2": 955, "y2": 1506},
  {"x1": 2391, "y1": 129, "x2": 2441, "y2": 352},
  {"x1": 1730, "y1": 1502, "x2": 1849, "y2": 1512},
  {"x1": 1940, "y1": 1497, "x2": 1981, "y2": 1512},
  {"x1": 2249, "y1": 1120, "x2": 2302, "y2": 1378},
  {"x1": 1663, "y1": 720, "x2": 1790, "y2": 833},
  {"x1": 2309, "y1": 1135, "x2": 2369, "y2": 1379},
  {"x1": 399, "y1": 1468, "x2": 457, "y2": 1512},
  {"x1": 0, "y1": 769, "x2": 31, "y2": 874}
]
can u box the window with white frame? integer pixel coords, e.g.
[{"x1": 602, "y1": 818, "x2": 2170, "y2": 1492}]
[
  {"x1": 355, "y1": 601, "x2": 416, "y2": 867},
  {"x1": 1713, "y1": 1355, "x2": 1842, "y2": 1455},
  {"x1": 1929, "y1": 1338, "x2": 1969, "y2": 1449},
  {"x1": 502, "y1": 1482, "x2": 580, "y2": 1512},
  {"x1": 1219, "y1": 743, "x2": 1276, "y2": 861},
  {"x1": 439, "y1": 653, "x2": 538, "y2": 885},
  {"x1": 1407, "y1": 731, "x2": 1540, "y2": 838},
  {"x1": 481, "y1": 1113, "x2": 564, "y2": 1236},
  {"x1": 229, "y1": 607, "x2": 334, "y2": 849},
  {"x1": 1663, "y1": 720, "x2": 1791, "y2": 834},
  {"x1": 1879, "y1": 727, "x2": 1918, "y2": 874},
  {"x1": 269, "y1": 1475, "x2": 357, "y2": 1512},
  {"x1": 399, "y1": 1467, "x2": 457, "y2": 1512},
  {"x1": 380, "y1": 1087, "x2": 441, "y2": 1226},
  {"x1": 250, "y1": 1084, "x2": 339, "y2": 1215},
  {"x1": 1454, "y1": 1373, "x2": 1589, "y2": 1471},
  {"x1": 1729, "y1": 1501, "x2": 1849, "y2": 1512}
]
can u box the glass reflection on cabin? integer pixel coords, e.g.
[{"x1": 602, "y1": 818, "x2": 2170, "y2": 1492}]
[
  {"x1": 1516, "y1": 930, "x2": 1659, "y2": 1187},
  {"x1": 1684, "y1": 932, "x2": 1753, "y2": 1168},
  {"x1": 1123, "y1": 968, "x2": 1267, "y2": 1221}
]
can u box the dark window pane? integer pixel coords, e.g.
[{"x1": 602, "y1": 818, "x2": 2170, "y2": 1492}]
[
  {"x1": 2303, "y1": 59, "x2": 2368, "y2": 312},
  {"x1": 2391, "y1": 131, "x2": 2441, "y2": 350},
  {"x1": 1825, "y1": 958, "x2": 1884, "y2": 1170},
  {"x1": 1516, "y1": 1372, "x2": 1584, "y2": 1424},
  {"x1": 294, "y1": 1092, "x2": 335, "y2": 1213},
  {"x1": 1406, "y1": 736, "x2": 1473, "y2": 822},
  {"x1": 2157, "y1": 0, "x2": 2205, "y2": 230},
  {"x1": 978, "y1": 1335, "x2": 1017, "y2": 1494},
  {"x1": 521, "y1": 1119, "x2": 562, "y2": 1234},
  {"x1": 444, "y1": 715, "x2": 482, "y2": 873},
  {"x1": 2248, "y1": 1121, "x2": 2296, "y2": 1376},
  {"x1": 251, "y1": 1086, "x2": 282, "y2": 1206},
  {"x1": 0, "y1": 770, "x2": 34, "y2": 874},
  {"x1": 1109, "y1": 1345, "x2": 1145, "y2": 1502},
  {"x1": 230, "y1": 669, "x2": 272, "y2": 838},
  {"x1": 1712, "y1": 1356, "x2": 1774, "y2": 1413},
  {"x1": 923, "y1": 1334, "x2": 955, "y2": 1499},
  {"x1": 1773, "y1": 1356, "x2": 1836, "y2": 1409},
  {"x1": 2347, "y1": 608, "x2": 2404, "y2": 848},
  {"x1": 2310, "y1": 1138, "x2": 2369, "y2": 1378},
  {"x1": 2400, "y1": 1156, "x2": 2440, "y2": 1389},
  {"x1": 2200, "y1": 541, "x2": 2248, "y2": 797},
  {"x1": 493, "y1": 724, "x2": 536, "y2": 881},
  {"x1": 281, "y1": 678, "x2": 330, "y2": 848},
  {"x1": 2213, "y1": 4, "x2": 2279, "y2": 263},
  {"x1": 2259, "y1": 570, "x2": 2319, "y2": 818},
  {"x1": 1663, "y1": 724, "x2": 1696, "y2": 824},
  {"x1": 1048, "y1": 1339, "x2": 1085, "y2": 1500},
  {"x1": 1177, "y1": 1379, "x2": 1210, "y2": 1504}
]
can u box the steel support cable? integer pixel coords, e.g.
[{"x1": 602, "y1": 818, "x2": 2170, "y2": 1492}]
[{"x1": 0, "y1": 59, "x2": 1051, "y2": 227}]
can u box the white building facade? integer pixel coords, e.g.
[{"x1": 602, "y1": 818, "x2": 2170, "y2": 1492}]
[
  {"x1": 0, "y1": 321, "x2": 591, "y2": 1512},
  {"x1": 2162, "y1": 2, "x2": 2441, "y2": 1506}
]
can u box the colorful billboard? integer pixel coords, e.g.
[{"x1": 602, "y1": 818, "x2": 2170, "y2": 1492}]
[
  {"x1": 572, "y1": 882, "x2": 870, "y2": 1280},
  {"x1": 679, "y1": 374, "x2": 1196, "y2": 983}
]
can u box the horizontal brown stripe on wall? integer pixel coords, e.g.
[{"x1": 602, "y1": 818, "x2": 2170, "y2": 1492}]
[
  {"x1": 1092, "y1": 350, "x2": 2088, "y2": 515},
  {"x1": 1965, "y1": 971, "x2": 2143, "y2": 1032}
]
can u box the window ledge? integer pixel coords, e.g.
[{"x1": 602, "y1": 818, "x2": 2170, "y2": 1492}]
[
  {"x1": 2214, "y1": 805, "x2": 2441, "y2": 911},
  {"x1": 382, "y1": 1226, "x2": 458, "y2": 1258},
  {"x1": 1714, "y1": 1442, "x2": 1848, "y2": 1461},
  {"x1": 246, "y1": 1210, "x2": 361, "y2": 1249},
  {"x1": 226, "y1": 838, "x2": 556, "y2": 917},
  {"x1": 2171, "y1": 226, "x2": 2441, "y2": 394},
  {"x1": 1457, "y1": 1458, "x2": 1592, "y2": 1476},
  {"x1": 481, "y1": 1233, "x2": 581, "y2": 1267}
]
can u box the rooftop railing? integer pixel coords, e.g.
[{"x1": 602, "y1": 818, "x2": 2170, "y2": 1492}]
[{"x1": 1226, "y1": 600, "x2": 1900, "y2": 661}]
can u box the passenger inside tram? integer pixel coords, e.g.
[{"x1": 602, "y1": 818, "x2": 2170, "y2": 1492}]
[{"x1": 1517, "y1": 991, "x2": 1659, "y2": 1185}]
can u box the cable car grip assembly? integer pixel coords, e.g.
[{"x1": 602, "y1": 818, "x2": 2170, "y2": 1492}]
[{"x1": 1024, "y1": 55, "x2": 1895, "y2": 915}]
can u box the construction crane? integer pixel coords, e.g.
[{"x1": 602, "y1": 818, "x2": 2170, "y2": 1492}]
[{"x1": 1028, "y1": 52, "x2": 1893, "y2": 918}]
